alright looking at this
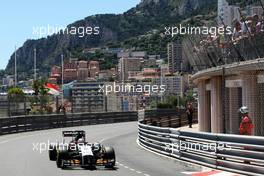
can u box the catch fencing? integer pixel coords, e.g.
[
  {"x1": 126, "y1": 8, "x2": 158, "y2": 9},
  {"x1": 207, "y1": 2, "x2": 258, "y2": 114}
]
[{"x1": 143, "y1": 108, "x2": 197, "y2": 128}]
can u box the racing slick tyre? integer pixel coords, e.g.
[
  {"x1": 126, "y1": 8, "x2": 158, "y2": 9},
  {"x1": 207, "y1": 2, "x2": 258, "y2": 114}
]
[
  {"x1": 49, "y1": 145, "x2": 57, "y2": 161},
  {"x1": 56, "y1": 151, "x2": 67, "y2": 169},
  {"x1": 104, "y1": 146, "x2": 115, "y2": 168}
]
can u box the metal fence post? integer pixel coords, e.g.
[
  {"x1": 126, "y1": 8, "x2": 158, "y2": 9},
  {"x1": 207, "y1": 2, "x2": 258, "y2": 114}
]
[
  {"x1": 7, "y1": 97, "x2": 10, "y2": 117},
  {"x1": 24, "y1": 116, "x2": 27, "y2": 132},
  {"x1": 179, "y1": 114, "x2": 182, "y2": 127},
  {"x1": 0, "y1": 119, "x2": 2, "y2": 135},
  {"x1": 24, "y1": 96, "x2": 26, "y2": 116},
  {"x1": 222, "y1": 67, "x2": 226, "y2": 133},
  {"x1": 16, "y1": 117, "x2": 19, "y2": 133}
]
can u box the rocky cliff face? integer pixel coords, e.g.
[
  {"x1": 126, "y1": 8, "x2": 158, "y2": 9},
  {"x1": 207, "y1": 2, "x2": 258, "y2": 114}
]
[{"x1": 5, "y1": 0, "x2": 216, "y2": 76}]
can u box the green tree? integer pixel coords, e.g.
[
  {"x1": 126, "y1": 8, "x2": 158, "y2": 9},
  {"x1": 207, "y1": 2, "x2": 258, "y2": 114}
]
[
  {"x1": 32, "y1": 80, "x2": 41, "y2": 96},
  {"x1": 31, "y1": 79, "x2": 50, "y2": 114},
  {"x1": 32, "y1": 79, "x2": 48, "y2": 96},
  {"x1": 8, "y1": 87, "x2": 25, "y2": 115},
  {"x1": 8, "y1": 87, "x2": 25, "y2": 98}
]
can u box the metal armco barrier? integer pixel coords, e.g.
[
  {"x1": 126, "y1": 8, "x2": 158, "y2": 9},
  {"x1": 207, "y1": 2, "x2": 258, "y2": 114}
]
[
  {"x1": 138, "y1": 120, "x2": 264, "y2": 176},
  {"x1": 0, "y1": 111, "x2": 138, "y2": 136}
]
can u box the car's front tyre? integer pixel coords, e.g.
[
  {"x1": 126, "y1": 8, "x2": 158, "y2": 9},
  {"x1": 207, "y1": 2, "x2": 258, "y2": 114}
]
[
  {"x1": 49, "y1": 145, "x2": 57, "y2": 161},
  {"x1": 104, "y1": 146, "x2": 115, "y2": 168},
  {"x1": 56, "y1": 152, "x2": 66, "y2": 169}
]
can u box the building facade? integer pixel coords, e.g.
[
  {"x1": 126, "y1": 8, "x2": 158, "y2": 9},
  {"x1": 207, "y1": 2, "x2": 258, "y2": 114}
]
[
  {"x1": 247, "y1": 6, "x2": 264, "y2": 16},
  {"x1": 71, "y1": 82, "x2": 106, "y2": 113},
  {"x1": 153, "y1": 75, "x2": 184, "y2": 97},
  {"x1": 118, "y1": 57, "x2": 143, "y2": 81},
  {"x1": 117, "y1": 51, "x2": 147, "y2": 58},
  {"x1": 218, "y1": 0, "x2": 240, "y2": 26},
  {"x1": 88, "y1": 61, "x2": 100, "y2": 78},
  {"x1": 218, "y1": 0, "x2": 231, "y2": 26},
  {"x1": 77, "y1": 61, "x2": 89, "y2": 81},
  {"x1": 118, "y1": 56, "x2": 158, "y2": 81},
  {"x1": 64, "y1": 62, "x2": 78, "y2": 83},
  {"x1": 167, "y1": 40, "x2": 183, "y2": 74},
  {"x1": 2, "y1": 76, "x2": 14, "y2": 87},
  {"x1": 48, "y1": 60, "x2": 101, "y2": 84}
]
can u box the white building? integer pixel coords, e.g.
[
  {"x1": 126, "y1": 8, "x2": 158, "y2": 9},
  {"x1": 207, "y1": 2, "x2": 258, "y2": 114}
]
[
  {"x1": 154, "y1": 75, "x2": 184, "y2": 97},
  {"x1": 247, "y1": 6, "x2": 263, "y2": 16},
  {"x1": 117, "y1": 51, "x2": 147, "y2": 58},
  {"x1": 229, "y1": 5, "x2": 240, "y2": 23},
  {"x1": 2, "y1": 76, "x2": 14, "y2": 86},
  {"x1": 218, "y1": 0, "x2": 230, "y2": 25},
  {"x1": 105, "y1": 82, "x2": 122, "y2": 112},
  {"x1": 71, "y1": 82, "x2": 106, "y2": 113},
  {"x1": 218, "y1": 0, "x2": 240, "y2": 26}
]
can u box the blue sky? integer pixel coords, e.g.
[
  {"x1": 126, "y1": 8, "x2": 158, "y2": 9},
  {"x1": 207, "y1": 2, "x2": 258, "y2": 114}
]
[{"x1": 0, "y1": 0, "x2": 140, "y2": 69}]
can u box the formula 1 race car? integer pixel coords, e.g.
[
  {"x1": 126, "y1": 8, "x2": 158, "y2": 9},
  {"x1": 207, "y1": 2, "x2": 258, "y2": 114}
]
[{"x1": 49, "y1": 130, "x2": 115, "y2": 169}]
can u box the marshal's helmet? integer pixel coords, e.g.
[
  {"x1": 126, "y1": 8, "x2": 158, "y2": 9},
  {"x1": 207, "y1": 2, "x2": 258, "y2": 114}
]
[{"x1": 239, "y1": 106, "x2": 249, "y2": 115}]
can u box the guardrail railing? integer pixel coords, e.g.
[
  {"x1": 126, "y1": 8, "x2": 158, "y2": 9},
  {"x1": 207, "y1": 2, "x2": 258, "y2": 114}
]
[
  {"x1": 0, "y1": 108, "x2": 190, "y2": 136},
  {"x1": 138, "y1": 120, "x2": 264, "y2": 176},
  {"x1": 0, "y1": 111, "x2": 138, "y2": 136}
]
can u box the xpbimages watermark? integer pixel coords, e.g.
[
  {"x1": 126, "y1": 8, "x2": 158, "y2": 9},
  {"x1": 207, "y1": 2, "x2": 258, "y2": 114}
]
[
  {"x1": 32, "y1": 24, "x2": 100, "y2": 38},
  {"x1": 32, "y1": 140, "x2": 232, "y2": 154},
  {"x1": 99, "y1": 82, "x2": 166, "y2": 96},
  {"x1": 32, "y1": 140, "x2": 93, "y2": 154},
  {"x1": 164, "y1": 24, "x2": 232, "y2": 37},
  {"x1": 164, "y1": 141, "x2": 232, "y2": 153}
]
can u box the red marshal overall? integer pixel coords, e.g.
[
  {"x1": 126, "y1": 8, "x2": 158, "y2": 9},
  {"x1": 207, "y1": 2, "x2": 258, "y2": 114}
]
[{"x1": 239, "y1": 115, "x2": 254, "y2": 135}]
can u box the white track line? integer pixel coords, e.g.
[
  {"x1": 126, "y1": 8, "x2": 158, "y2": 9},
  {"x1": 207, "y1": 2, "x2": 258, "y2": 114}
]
[{"x1": 117, "y1": 161, "x2": 151, "y2": 176}]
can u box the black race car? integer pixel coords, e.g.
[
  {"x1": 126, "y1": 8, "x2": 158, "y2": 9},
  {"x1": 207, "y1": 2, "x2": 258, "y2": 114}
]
[{"x1": 49, "y1": 130, "x2": 115, "y2": 169}]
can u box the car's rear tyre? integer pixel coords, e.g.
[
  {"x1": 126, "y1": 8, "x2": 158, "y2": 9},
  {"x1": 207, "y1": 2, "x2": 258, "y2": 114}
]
[
  {"x1": 49, "y1": 145, "x2": 57, "y2": 161},
  {"x1": 104, "y1": 146, "x2": 115, "y2": 168}
]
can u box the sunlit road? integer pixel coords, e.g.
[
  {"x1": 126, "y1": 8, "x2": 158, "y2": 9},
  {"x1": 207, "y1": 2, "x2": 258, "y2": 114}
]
[{"x1": 0, "y1": 122, "x2": 202, "y2": 176}]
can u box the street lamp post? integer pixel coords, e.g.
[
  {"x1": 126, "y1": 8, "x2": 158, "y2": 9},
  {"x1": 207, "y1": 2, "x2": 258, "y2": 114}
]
[
  {"x1": 160, "y1": 63, "x2": 166, "y2": 102},
  {"x1": 14, "y1": 46, "x2": 17, "y2": 87},
  {"x1": 222, "y1": 66, "x2": 226, "y2": 133},
  {"x1": 61, "y1": 54, "x2": 64, "y2": 105},
  {"x1": 34, "y1": 48, "x2": 37, "y2": 80}
]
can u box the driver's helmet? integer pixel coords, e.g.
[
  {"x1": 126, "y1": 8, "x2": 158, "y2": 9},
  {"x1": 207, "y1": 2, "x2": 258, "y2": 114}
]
[
  {"x1": 77, "y1": 138, "x2": 85, "y2": 144},
  {"x1": 75, "y1": 133, "x2": 83, "y2": 141},
  {"x1": 239, "y1": 106, "x2": 249, "y2": 115},
  {"x1": 93, "y1": 142, "x2": 101, "y2": 151}
]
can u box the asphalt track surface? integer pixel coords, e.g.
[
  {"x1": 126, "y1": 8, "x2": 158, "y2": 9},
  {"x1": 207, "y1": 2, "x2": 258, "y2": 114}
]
[{"x1": 0, "y1": 122, "x2": 203, "y2": 176}]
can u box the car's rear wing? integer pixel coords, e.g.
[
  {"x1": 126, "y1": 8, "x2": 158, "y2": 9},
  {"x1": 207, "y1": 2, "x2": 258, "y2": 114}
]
[{"x1": 62, "y1": 130, "x2": 85, "y2": 137}]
